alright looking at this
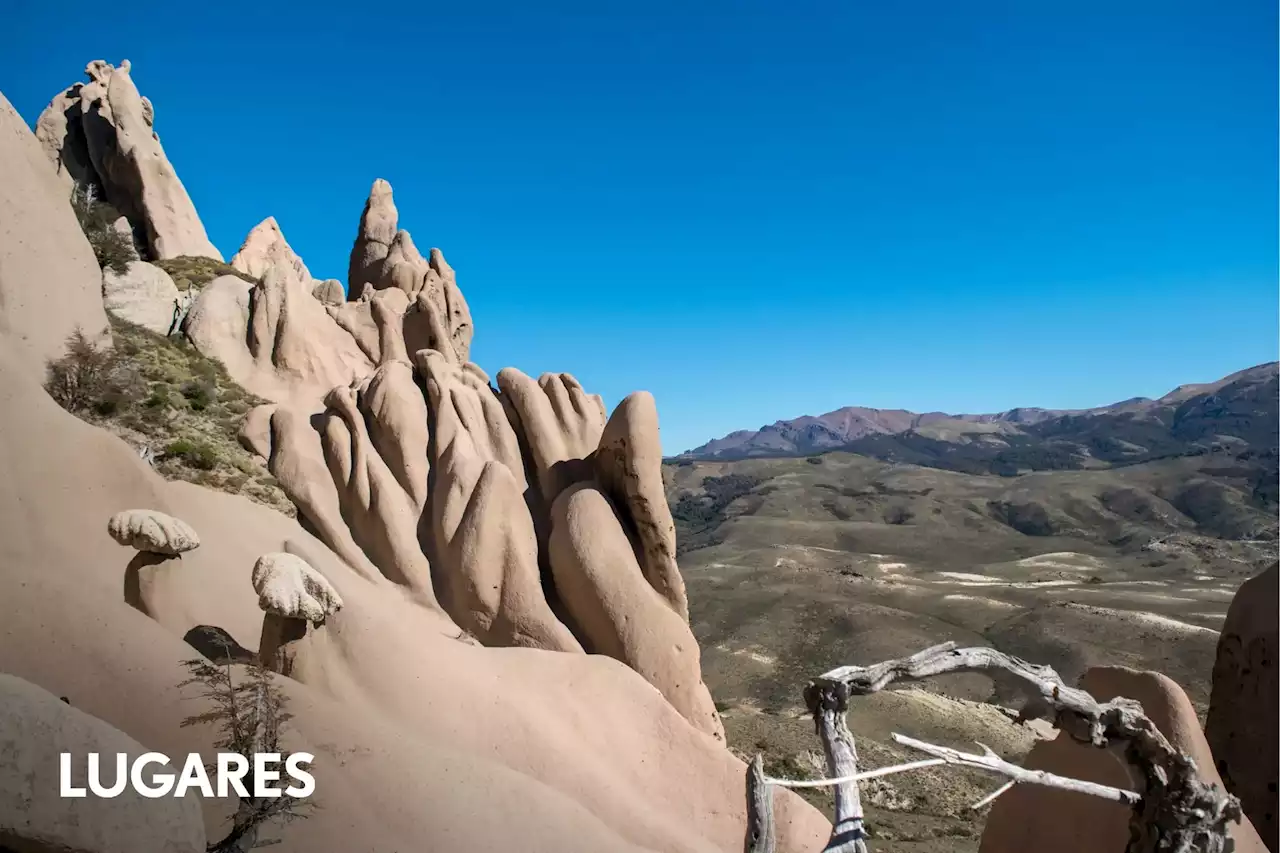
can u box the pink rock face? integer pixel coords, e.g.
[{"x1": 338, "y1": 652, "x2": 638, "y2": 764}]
[
  {"x1": 1207, "y1": 563, "x2": 1279, "y2": 853},
  {"x1": 35, "y1": 61, "x2": 222, "y2": 261},
  {"x1": 978, "y1": 666, "x2": 1268, "y2": 853},
  {"x1": 0, "y1": 91, "x2": 109, "y2": 380}
]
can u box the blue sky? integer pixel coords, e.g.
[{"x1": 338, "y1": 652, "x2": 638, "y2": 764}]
[{"x1": 6, "y1": 0, "x2": 1277, "y2": 454}]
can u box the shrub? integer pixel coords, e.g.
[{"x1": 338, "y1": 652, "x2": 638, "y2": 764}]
[
  {"x1": 44, "y1": 328, "x2": 143, "y2": 414},
  {"x1": 806, "y1": 456, "x2": 824, "y2": 465},
  {"x1": 70, "y1": 185, "x2": 136, "y2": 274},
  {"x1": 883, "y1": 504, "x2": 914, "y2": 525},
  {"x1": 165, "y1": 439, "x2": 220, "y2": 470},
  {"x1": 152, "y1": 255, "x2": 257, "y2": 292}
]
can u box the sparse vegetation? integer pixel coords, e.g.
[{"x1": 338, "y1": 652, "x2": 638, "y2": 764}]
[
  {"x1": 671, "y1": 472, "x2": 763, "y2": 554},
  {"x1": 153, "y1": 255, "x2": 258, "y2": 292},
  {"x1": 179, "y1": 652, "x2": 313, "y2": 851},
  {"x1": 43, "y1": 317, "x2": 293, "y2": 516},
  {"x1": 70, "y1": 184, "x2": 136, "y2": 274}
]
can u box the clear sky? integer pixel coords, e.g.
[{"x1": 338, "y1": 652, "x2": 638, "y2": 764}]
[{"x1": 6, "y1": 0, "x2": 1277, "y2": 454}]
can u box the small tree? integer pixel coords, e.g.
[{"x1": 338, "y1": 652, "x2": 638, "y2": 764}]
[
  {"x1": 44, "y1": 327, "x2": 138, "y2": 415},
  {"x1": 179, "y1": 651, "x2": 312, "y2": 852},
  {"x1": 70, "y1": 183, "x2": 136, "y2": 274}
]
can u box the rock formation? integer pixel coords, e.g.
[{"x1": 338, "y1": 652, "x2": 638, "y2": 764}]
[
  {"x1": 0, "y1": 91, "x2": 109, "y2": 379},
  {"x1": 1207, "y1": 562, "x2": 1279, "y2": 852},
  {"x1": 231, "y1": 217, "x2": 314, "y2": 285},
  {"x1": 4, "y1": 69, "x2": 836, "y2": 853},
  {"x1": 34, "y1": 61, "x2": 221, "y2": 261},
  {"x1": 253, "y1": 551, "x2": 343, "y2": 675},
  {"x1": 102, "y1": 260, "x2": 183, "y2": 335},
  {"x1": 0, "y1": 673, "x2": 206, "y2": 853},
  {"x1": 979, "y1": 665, "x2": 1267, "y2": 853},
  {"x1": 107, "y1": 508, "x2": 200, "y2": 555}
]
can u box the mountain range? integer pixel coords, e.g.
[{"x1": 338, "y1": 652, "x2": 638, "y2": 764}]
[{"x1": 679, "y1": 362, "x2": 1278, "y2": 480}]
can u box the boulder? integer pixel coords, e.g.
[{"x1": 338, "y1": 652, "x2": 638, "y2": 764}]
[
  {"x1": 0, "y1": 91, "x2": 110, "y2": 379},
  {"x1": 102, "y1": 260, "x2": 182, "y2": 335},
  {"x1": 107, "y1": 509, "x2": 200, "y2": 555},
  {"x1": 1207, "y1": 562, "x2": 1279, "y2": 852},
  {"x1": 979, "y1": 665, "x2": 1267, "y2": 853},
  {"x1": 0, "y1": 673, "x2": 206, "y2": 853},
  {"x1": 313, "y1": 278, "x2": 345, "y2": 305}
]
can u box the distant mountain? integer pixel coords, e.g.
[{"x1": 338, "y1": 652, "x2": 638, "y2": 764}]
[{"x1": 679, "y1": 363, "x2": 1279, "y2": 479}]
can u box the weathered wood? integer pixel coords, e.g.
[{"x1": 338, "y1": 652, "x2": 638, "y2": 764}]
[
  {"x1": 891, "y1": 733, "x2": 1141, "y2": 805},
  {"x1": 804, "y1": 683, "x2": 869, "y2": 853},
  {"x1": 814, "y1": 642, "x2": 1242, "y2": 853},
  {"x1": 745, "y1": 754, "x2": 776, "y2": 853}
]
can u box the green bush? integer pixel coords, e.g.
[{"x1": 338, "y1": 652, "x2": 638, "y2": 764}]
[
  {"x1": 70, "y1": 186, "x2": 136, "y2": 274},
  {"x1": 165, "y1": 439, "x2": 220, "y2": 470},
  {"x1": 44, "y1": 328, "x2": 144, "y2": 414},
  {"x1": 152, "y1": 256, "x2": 257, "y2": 292}
]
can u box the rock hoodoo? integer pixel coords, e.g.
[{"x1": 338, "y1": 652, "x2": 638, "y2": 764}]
[
  {"x1": 34, "y1": 60, "x2": 221, "y2": 261},
  {"x1": 3, "y1": 75, "x2": 830, "y2": 853}
]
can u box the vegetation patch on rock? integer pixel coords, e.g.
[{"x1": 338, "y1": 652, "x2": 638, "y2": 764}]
[
  {"x1": 44, "y1": 317, "x2": 293, "y2": 516},
  {"x1": 152, "y1": 256, "x2": 258, "y2": 292}
]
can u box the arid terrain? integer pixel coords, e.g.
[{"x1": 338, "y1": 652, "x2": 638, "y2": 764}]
[{"x1": 666, "y1": 376, "x2": 1278, "y2": 848}]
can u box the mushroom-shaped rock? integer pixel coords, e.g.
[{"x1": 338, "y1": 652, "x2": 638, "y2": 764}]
[
  {"x1": 252, "y1": 551, "x2": 342, "y2": 676},
  {"x1": 107, "y1": 509, "x2": 199, "y2": 556}
]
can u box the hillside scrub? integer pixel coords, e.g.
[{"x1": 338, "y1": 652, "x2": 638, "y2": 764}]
[
  {"x1": 43, "y1": 317, "x2": 293, "y2": 516},
  {"x1": 671, "y1": 472, "x2": 763, "y2": 554},
  {"x1": 152, "y1": 255, "x2": 258, "y2": 291}
]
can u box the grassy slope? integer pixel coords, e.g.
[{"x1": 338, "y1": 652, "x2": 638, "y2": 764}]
[{"x1": 53, "y1": 315, "x2": 293, "y2": 516}]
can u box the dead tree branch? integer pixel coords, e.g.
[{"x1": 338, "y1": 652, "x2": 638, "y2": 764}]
[
  {"x1": 810, "y1": 642, "x2": 1242, "y2": 853},
  {"x1": 890, "y1": 732, "x2": 1141, "y2": 805}
]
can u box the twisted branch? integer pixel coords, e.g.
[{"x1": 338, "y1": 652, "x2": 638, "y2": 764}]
[{"x1": 743, "y1": 642, "x2": 1243, "y2": 853}]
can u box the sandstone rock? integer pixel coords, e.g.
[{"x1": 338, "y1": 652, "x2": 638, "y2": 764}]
[
  {"x1": 358, "y1": 360, "x2": 431, "y2": 510},
  {"x1": 0, "y1": 673, "x2": 205, "y2": 853},
  {"x1": 313, "y1": 278, "x2": 345, "y2": 304},
  {"x1": 0, "y1": 91, "x2": 110, "y2": 378},
  {"x1": 102, "y1": 260, "x2": 182, "y2": 335},
  {"x1": 345, "y1": 180, "x2": 474, "y2": 362},
  {"x1": 231, "y1": 217, "x2": 314, "y2": 284},
  {"x1": 1207, "y1": 562, "x2": 1279, "y2": 852},
  {"x1": 594, "y1": 391, "x2": 688, "y2": 620},
  {"x1": 979, "y1": 665, "x2": 1267, "y2": 853},
  {"x1": 34, "y1": 83, "x2": 94, "y2": 191},
  {"x1": 253, "y1": 551, "x2": 343, "y2": 621},
  {"x1": 319, "y1": 386, "x2": 440, "y2": 605},
  {"x1": 497, "y1": 367, "x2": 607, "y2": 508},
  {"x1": 240, "y1": 404, "x2": 383, "y2": 584},
  {"x1": 107, "y1": 509, "x2": 199, "y2": 555},
  {"x1": 348, "y1": 178, "x2": 397, "y2": 296},
  {"x1": 549, "y1": 482, "x2": 725, "y2": 741},
  {"x1": 78, "y1": 62, "x2": 222, "y2": 261}
]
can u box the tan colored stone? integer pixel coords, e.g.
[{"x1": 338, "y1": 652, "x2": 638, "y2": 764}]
[
  {"x1": 0, "y1": 673, "x2": 205, "y2": 853},
  {"x1": 102, "y1": 260, "x2": 182, "y2": 335},
  {"x1": 1207, "y1": 562, "x2": 1278, "y2": 852},
  {"x1": 313, "y1": 278, "x2": 345, "y2": 305},
  {"x1": 549, "y1": 482, "x2": 725, "y2": 741},
  {"x1": 0, "y1": 91, "x2": 110, "y2": 379},
  {"x1": 594, "y1": 391, "x2": 688, "y2": 620},
  {"x1": 231, "y1": 216, "x2": 313, "y2": 284},
  {"x1": 107, "y1": 508, "x2": 199, "y2": 555},
  {"x1": 979, "y1": 665, "x2": 1267, "y2": 853}
]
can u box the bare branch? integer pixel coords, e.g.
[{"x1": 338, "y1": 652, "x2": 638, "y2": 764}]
[
  {"x1": 765, "y1": 758, "x2": 947, "y2": 789},
  {"x1": 812, "y1": 643, "x2": 1243, "y2": 853},
  {"x1": 970, "y1": 780, "x2": 1016, "y2": 812},
  {"x1": 745, "y1": 754, "x2": 775, "y2": 853},
  {"x1": 803, "y1": 683, "x2": 870, "y2": 853},
  {"x1": 891, "y1": 732, "x2": 1140, "y2": 806}
]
